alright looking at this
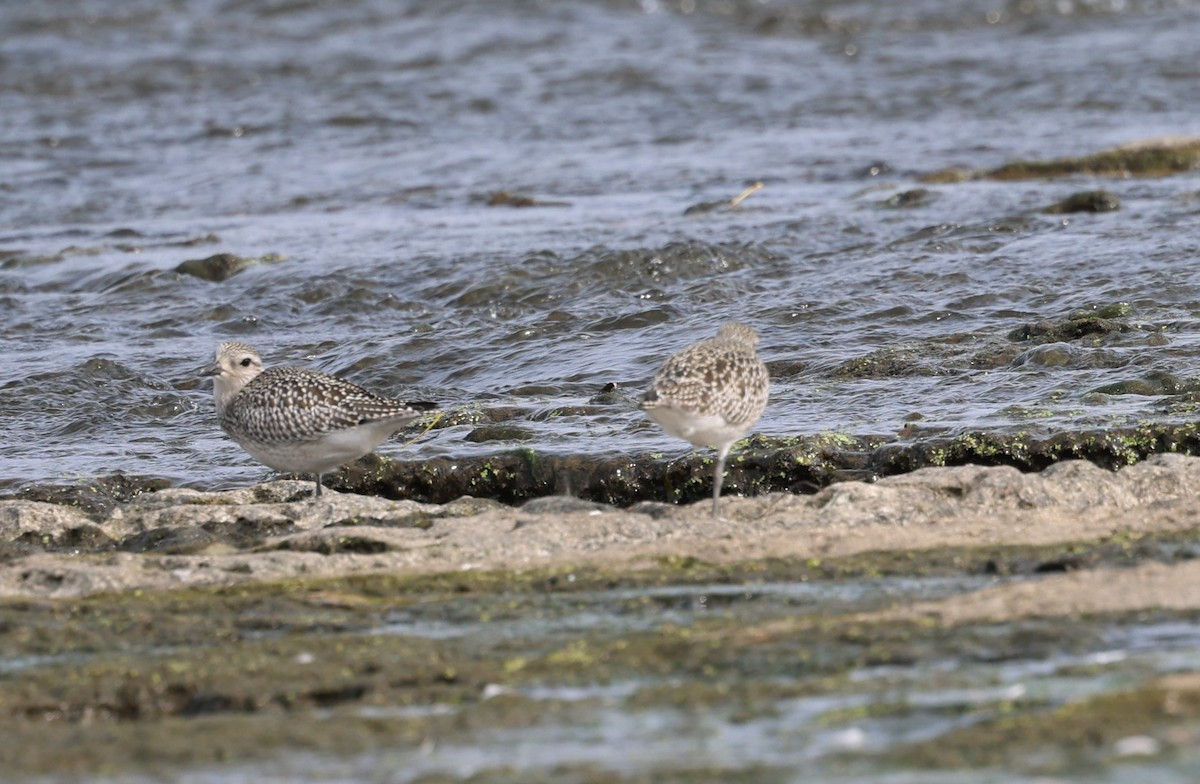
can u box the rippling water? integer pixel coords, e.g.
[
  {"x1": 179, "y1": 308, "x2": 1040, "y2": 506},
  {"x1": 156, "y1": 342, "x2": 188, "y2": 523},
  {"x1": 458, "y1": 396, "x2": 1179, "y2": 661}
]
[{"x1": 2, "y1": 0, "x2": 1199, "y2": 489}]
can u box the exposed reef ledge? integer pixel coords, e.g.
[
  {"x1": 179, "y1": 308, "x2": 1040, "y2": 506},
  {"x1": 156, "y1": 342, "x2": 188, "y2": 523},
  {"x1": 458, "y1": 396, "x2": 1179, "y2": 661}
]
[
  {"x1": 310, "y1": 422, "x2": 1200, "y2": 505},
  {"x1": 8, "y1": 424, "x2": 1200, "y2": 511},
  {"x1": 2, "y1": 453, "x2": 1200, "y2": 599}
]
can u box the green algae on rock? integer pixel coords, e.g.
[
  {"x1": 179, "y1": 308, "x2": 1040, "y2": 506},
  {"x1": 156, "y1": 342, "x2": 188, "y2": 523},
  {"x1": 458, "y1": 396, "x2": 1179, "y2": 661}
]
[
  {"x1": 922, "y1": 137, "x2": 1200, "y2": 183},
  {"x1": 326, "y1": 424, "x2": 1200, "y2": 506},
  {"x1": 829, "y1": 346, "x2": 947, "y2": 379},
  {"x1": 14, "y1": 424, "x2": 1200, "y2": 513},
  {"x1": 1006, "y1": 307, "x2": 1136, "y2": 345},
  {"x1": 888, "y1": 673, "x2": 1200, "y2": 771},
  {"x1": 326, "y1": 438, "x2": 888, "y2": 506},
  {"x1": 2, "y1": 556, "x2": 1198, "y2": 779}
]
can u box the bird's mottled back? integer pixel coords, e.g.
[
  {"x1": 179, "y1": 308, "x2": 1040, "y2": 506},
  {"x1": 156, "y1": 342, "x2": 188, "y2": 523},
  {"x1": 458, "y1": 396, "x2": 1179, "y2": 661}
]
[
  {"x1": 642, "y1": 322, "x2": 769, "y2": 428},
  {"x1": 220, "y1": 365, "x2": 432, "y2": 445}
]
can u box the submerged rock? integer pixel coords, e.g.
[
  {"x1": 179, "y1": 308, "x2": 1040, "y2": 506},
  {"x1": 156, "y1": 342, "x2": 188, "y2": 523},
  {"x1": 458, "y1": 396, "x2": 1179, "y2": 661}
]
[
  {"x1": 1089, "y1": 370, "x2": 1189, "y2": 397},
  {"x1": 1007, "y1": 305, "x2": 1135, "y2": 344},
  {"x1": 881, "y1": 188, "x2": 934, "y2": 208},
  {"x1": 830, "y1": 347, "x2": 942, "y2": 379},
  {"x1": 464, "y1": 424, "x2": 537, "y2": 443},
  {"x1": 1043, "y1": 190, "x2": 1121, "y2": 214},
  {"x1": 482, "y1": 191, "x2": 570, "y2": 208},
  {"x1": 175, "y1": 252, "x2": 284, "y2": 282}
]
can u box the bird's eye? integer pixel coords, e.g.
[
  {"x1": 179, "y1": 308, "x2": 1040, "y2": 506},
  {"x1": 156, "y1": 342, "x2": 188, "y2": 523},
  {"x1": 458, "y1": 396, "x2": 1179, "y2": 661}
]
[{"x1": 240, "y1": 357, "x2": 253, "y2": 367}]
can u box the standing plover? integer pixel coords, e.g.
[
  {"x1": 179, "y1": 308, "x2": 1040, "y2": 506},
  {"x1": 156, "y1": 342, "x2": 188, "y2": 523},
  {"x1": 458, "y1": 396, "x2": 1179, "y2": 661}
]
[
  {"x1": 207, "y1": 341, "x2": 436, "y2": 497},
  {"x1": 641, "y1": 323, "x2": 769, "y2": 516}
]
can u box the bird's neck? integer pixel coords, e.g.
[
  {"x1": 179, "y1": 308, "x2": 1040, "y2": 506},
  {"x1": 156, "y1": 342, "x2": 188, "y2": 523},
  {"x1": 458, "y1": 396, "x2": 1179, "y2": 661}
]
[{"x1": 212, "y1": 376, "x2": 247, "y2": 416}]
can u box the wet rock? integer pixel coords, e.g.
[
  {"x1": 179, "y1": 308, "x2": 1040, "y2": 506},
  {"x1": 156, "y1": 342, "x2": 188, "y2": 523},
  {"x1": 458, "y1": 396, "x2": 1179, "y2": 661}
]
[
  {"x1": 520, "y1": 496, "x2": 613, "y2": 515},
  {"x1": 627, "y1": 500, "x2": 677, "y2": 519},
  {"x1": 1011, "y1": 342, "x2": 1082, "y2": 368},
  {"x1": 882, "y1": 188, "x2": 934, "y2": 208},
  {"x1": 8, "y1": 474, "x2": 170, "y2": 519},
  {"x1": 112, "y1": 426, "x2": 1200, "y2": 510},
  {"x1": 175, "y1": 252, "x2": 283, "y2": 282},
  {"x1": 203, "y1": 517, "x2": 301, "y2": 547},
  {"x1": 120, "y1": 526, "x2": 223, "y2": 555},
  {"x1": 588, "y1": 382, "x2": 625, "y2": 404},
  {"x1": 871, "y1": 426, "x2": 1200, "y2": 477},
  {"x1": 125, "y1": 485, "x2": 276, "y2": 510},
  {"x1": 0, "y1": 251, "x2": 68, "y2": 270},
  {"x1": 830, "y1": 347, "x2": 939, "y2": 379},
  {"x1": 126, "y1": 488, "x2": 443, "y2": 536},
  {"x1": 107, "y1": 501, "x2": 297, "y2": 542},
  {"x1": 0, "y1": 501, "x2": 94, "y2": 539},
  {"x1": 435, "y1": 405, "x2": 532, "y2": 428},
  {"x1": 325, "y1": 435, "x2": 879, "y2": 507},
  {"x1": 531, "y1": 404, "x2": 618, "y2": 421},
  {"x1": 465, "y1": 425, "x2": 536, "y2": 443},
  {"x1": 2, "y1": 452, "x2": 1200, "y2": 604},
  {"x1": 766, "y1": 358, "x2": 808, "y2": 378},
  {"x1": 969, "y1": 345, "x2": 1023, "y2": 369},
  {"x1": 14, "y1": 422, "x2": 1200, "y2": 519},
  {"x1": 13, "y1": 524, "x2": 115, "y2": 553},
  {"x1": 271, "y1": 519, "x2": 446, "y2": 555},
  {"x1": 329, "y1": 451, "x2": 563, "y2": 505},
  {"x1": 482, "y1": 191, "x2": 570, "y2": 208},
  {"x1": 1089, "y1": 370, "x2": 1188, "y2": 397},
  {"x1": 170, "y1": 233, "x2": 221, "y2": 247},
  {"x1": 1043, "y1": 190, "x2": 1120, "y2": 214},
  {"x1": 1007, "y1": 307, "x2": 1134, "y2": 344},
  {"x1": 1092, "y1": 379, "x2": 1162, "y2": 397},
  {"x1": 335, "y1": 512, "x2": 435, "y2": 530},
  {"x1": 439, "y1": 496, "x2": 508, "y2": 517},
  {"x1": 922, "y1": 137, "x2": 1200, "y2": 182},
  {"x1": 275, "y1": 532, "x2": 394, "y2": 555},
  {"x1": 1079, "y1": 302, "x2": 1133, "y2": 320},
  {"x1": 105, "y1": 228, "x2": 142, "y2": 239}
]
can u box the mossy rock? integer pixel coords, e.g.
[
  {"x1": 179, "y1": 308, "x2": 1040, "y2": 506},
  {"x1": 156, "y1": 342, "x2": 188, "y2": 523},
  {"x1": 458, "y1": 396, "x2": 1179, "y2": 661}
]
[
  {"x1": 1044, "y1": 190, "x2": 1120, "y2": 214},
  {"x1": 922, "y1": 138, "x2": 1200, "y2": 183}
]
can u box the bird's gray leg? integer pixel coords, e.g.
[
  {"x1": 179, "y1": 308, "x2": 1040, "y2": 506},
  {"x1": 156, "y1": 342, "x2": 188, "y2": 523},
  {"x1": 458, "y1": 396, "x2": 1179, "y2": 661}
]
[
  {"x1": 711, "y1": 443, "x2": 732, "y2": 517},
  {"x1": 315, "y1": 474, "x2": 323, "y2": 498}
]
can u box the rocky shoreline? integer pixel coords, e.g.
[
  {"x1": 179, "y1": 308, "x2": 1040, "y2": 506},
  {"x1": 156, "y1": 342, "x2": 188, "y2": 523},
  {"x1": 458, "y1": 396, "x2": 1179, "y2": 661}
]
[{"x1": 1, "y1": 450, "x2": 1199, "y2": 600}]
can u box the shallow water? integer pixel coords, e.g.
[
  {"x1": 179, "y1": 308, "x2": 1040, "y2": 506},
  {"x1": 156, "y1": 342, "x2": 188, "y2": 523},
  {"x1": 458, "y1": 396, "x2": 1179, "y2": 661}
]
[
  {"x1": 369, "y1": 576, "x2": 1003, "y2": 640},
  {"x1": 80, "y1": 590, "x2": 1200, "y2": 784},
  {"x1": 2, "y1": 0, "x2": 1200, "y2": 490}
]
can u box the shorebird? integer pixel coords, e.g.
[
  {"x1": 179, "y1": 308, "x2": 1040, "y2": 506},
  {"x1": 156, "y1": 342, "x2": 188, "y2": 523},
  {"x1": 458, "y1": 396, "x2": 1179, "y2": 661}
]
[
  {"x1": 641, "y1": 322, "x2": 769, "y2": 516},
  {"x1": 207, "y1": 341, "x2": 436, "y2": 497}
]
